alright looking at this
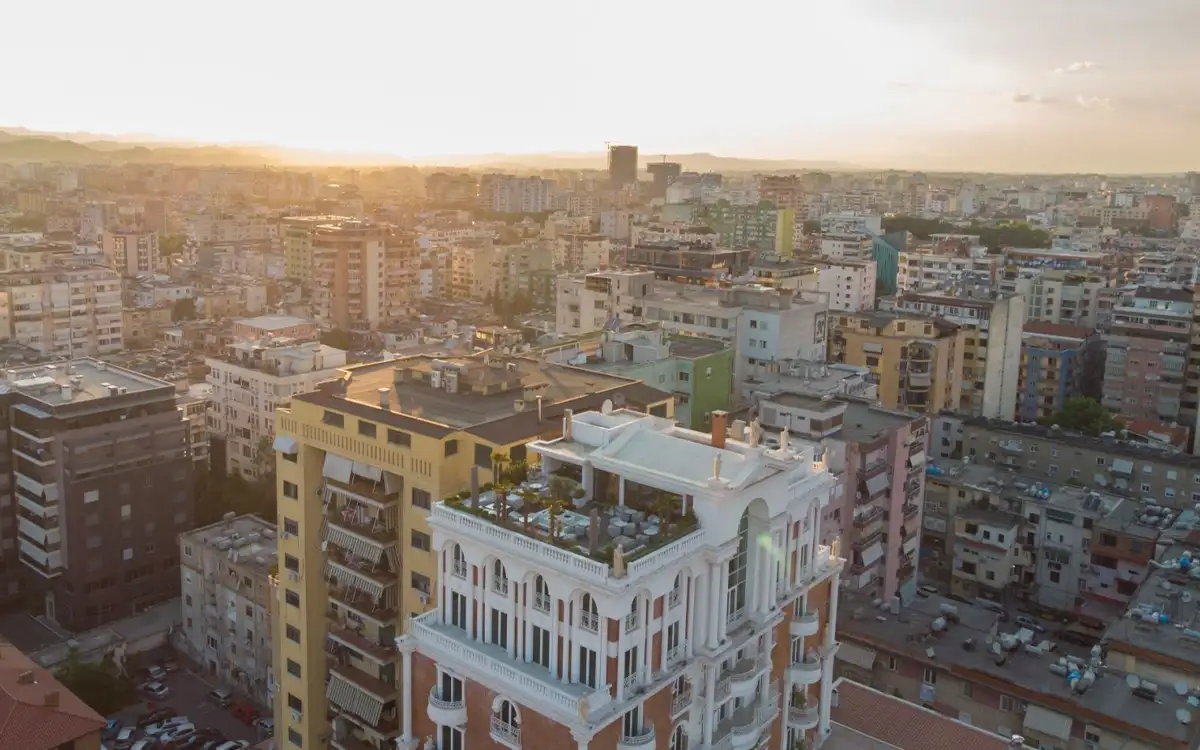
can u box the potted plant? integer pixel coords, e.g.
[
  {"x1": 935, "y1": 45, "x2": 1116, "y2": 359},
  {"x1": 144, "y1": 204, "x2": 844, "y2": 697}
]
[{"x1": 547, "y1": 500, "x2": 564, "y2": 541}]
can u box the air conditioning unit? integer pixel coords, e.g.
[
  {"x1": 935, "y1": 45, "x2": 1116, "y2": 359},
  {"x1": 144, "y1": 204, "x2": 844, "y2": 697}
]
[
  {"x1": 281, "y1": 531, "x2": 292, "y2": 540},
  {"x1": 291, "y1": 709, "x2": 303, "y2": 722},
  {"x1": 288, "y1": 571, "x2": 300, "y2": 582}
]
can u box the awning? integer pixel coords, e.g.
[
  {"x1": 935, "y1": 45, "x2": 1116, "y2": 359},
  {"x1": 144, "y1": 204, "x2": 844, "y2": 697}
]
[
  {"x1": 1108, "y1": 458, "x2": 1133, "y2": 476},
  {"x1": 273, "y1": 435, "x2": 298, "y2": 455},
  {"x1": 323, "y1": 454, "x2": 353, "y2": 483},
  {"x1": 352, "y1": 461, "x2": 383, "y2": 481},
  {"x1": 838, "y1": 641, "x2": 877, "y2": 670},
  {"x1": 908, "y1": 451, "x2": 926, "y2": 468},
  {"x1": 865, "y1": 473, "x2": 890, "y2": 496},
  {"x1": 325, "y1": 561, "x2": 386, "y2": 600},
  {"x1": 1023, "y1": 704, "x2": 1073, "y2": 741},
  {"x1": 327, "y1": 672, "x2": 384, "y2": 727},
  {"x1": 903, "y1": 536, "x2": 919, "y2": 555},
  {"x1": 862, "y1": 542, "x2": 884, "y2": 567},
  {"x1": 324, "y1": 526, "x2": 384, "y2": 565},
  {"x1": 908, "y1": 373, "x2": 931, "y2": 387}
]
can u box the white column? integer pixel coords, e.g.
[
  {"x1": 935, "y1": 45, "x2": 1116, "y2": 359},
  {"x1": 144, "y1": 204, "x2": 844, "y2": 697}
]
[
  {"x1": 818, "y1": 650, "x2": 835, "y2": 738},
  {"x1": 826, "y1": 571, "x2": 841, "y2": 648},
  {"x1": 618, "y1": 476, "x2": 626, "y2": 506},
  {"x1": 686, "y1": 574, "x2": 698, "y2": 658},
  {"x1": 707, "y1": 562, "x2": 722, "y2": 649},
  {"x1": 400, "y1": 641, "x2": 414, "y2": 742},
  {"x1": 573, "y1": 729, "x2": 591, "y2": 750},
  {"x1": 562, "y1": 605, "x2": 573, "y2": 683},
  {"x1": 469, "y1": 567, "x2": 480, "y2": 640},
  {"x1": 702, "y1": 664, "x2": 717, "y2": 746},
  {"x1": 549, "y1": 596, "x2": 560, "y2": 677},
  {"x1": 717, "y1": 560, "x2": 730, "y2": 641},
  {"x1": 508, "y1": 587, "x2": 518, "y2": 660},
  {"x1": 641, "y1": 595, "x2": 652, "y2": 684},
  {"x1": 522, "y1": 585, "x2": 532, "y2": 663}
]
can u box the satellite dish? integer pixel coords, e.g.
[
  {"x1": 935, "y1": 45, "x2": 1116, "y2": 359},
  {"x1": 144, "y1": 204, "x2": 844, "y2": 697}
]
[
  {"x1": 1189, "y1": 696, "x2": 1200, "y2": 708},
  {"x1": 1177, "y1": 709, "x2": 1192, "y2": 725},
  {"x1": 1126, "y1": 674, "x2": 1141, "y2": 689},
  {"x1": 1176, "y1": 682, "x2": 1190, "y2": 696},
  {"x1": 601, "y1": 399, "x2": 614, "y2": 414}
]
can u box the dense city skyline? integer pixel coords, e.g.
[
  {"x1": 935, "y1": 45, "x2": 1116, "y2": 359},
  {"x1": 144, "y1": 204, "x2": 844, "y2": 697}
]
[{"x1": 4, "y1": 0, "x2": 1199, "y2": 173}]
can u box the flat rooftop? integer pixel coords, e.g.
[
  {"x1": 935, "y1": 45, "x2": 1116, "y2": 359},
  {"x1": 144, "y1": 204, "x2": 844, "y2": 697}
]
[
  {"x1": 236, "y1": 315, "x2": 312, "y2": 331},
  {"x1": 181, "y1": 514, "x2": 278, "y2": 572},
  {"x1": 841, "y1": 402, "x2": 919, "y2": 443},
  {"x1": 668, "y1": 335, "x2": 729, "y2": 359},
  {"x1": 838, "y1": 590, "x2": 1197, "y2": 746},
  {"x1": 927, "y1": 460, "x2": 1125, "y2": 517},
  {"x1": 1102, "y1": 540, "x2": 1200, "y2": 666},
  {"x1": 1, "y1": 359, "x2": 171, "y2": 407},
  {"x1": 299, "y1": 354, "x2": 669, "y2": 443}
]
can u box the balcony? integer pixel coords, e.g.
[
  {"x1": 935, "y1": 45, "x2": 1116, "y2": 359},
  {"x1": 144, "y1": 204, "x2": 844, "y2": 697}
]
[
  {"x1": 326, "y1": 617, "x2": 398, "y2": 663},
  {"x1": 324, "y1": 476, "x2": 400, "y2": 509},
  {"x1": 713, "y1": 684, "x2": 780, "y2": 750},
  {"x1": 581, "y1": 610, "x2": 600, "y2": 633},
  {"x1": 787, "y1": 703, "x2": 820, "y2": 731},
  {"x1": 787, "y1": 655, "x2": 822, "y2": 686},
  {"x1": 902, "y1": 504, "x2": 920, "y2": 520},
  {"x1": 490, "y1": 716, "x2": 521, "y2": 747},
  {"x1": 408, "y1": 611, "x2": 613, "y2": 725},
  {"x1": 851, "y1": 530, "x2": 883, "y2": 550},
  {"x1": 852, "y1": 505, "x2": 884, "y2": 532},
  {"x1": 671, "y1": 688, "x2": 692, "y2": 717},
  {"x1": 616, "y1": 724, "x2": 655, "y2": 750},
  {"x1": 725, "y1": 654, "x2": 770, "y2": 700},
  {"x1": 427, "y1": 686, "x2": 466, "y2": 727},
  {"x1": 790, "y1": 610, "x2": 820, "y2": 638},
  {"x1": 328, "y1": 585, "x2": 399, "y2": 625},
  {"x1": 327, "y1": 668, "x2": 399, "y2": 736}
]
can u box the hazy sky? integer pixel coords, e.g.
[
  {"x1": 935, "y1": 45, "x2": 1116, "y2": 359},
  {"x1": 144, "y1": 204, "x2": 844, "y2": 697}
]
[{"x1": 3, "y1": 0, "x2": 1198, "y2": 172}]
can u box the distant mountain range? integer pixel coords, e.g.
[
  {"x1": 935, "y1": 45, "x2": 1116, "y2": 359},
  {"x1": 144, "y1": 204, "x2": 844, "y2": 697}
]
[{"x1": 0, "y1": 127, "x2": 857, "y2": 172}]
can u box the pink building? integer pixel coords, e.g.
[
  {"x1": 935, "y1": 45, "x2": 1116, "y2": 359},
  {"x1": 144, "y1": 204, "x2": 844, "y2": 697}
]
[{"x1": 742, "y1": 395, "x2": 929, "y2": 602}]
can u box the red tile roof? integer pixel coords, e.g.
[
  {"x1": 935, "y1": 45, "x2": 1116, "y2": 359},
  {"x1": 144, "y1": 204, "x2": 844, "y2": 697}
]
[
  {"x1": 831, "y1": 678, "x2": 1018, "y2": 750},
  {"x1": 0, "y1": 641, "x2": 105, "y2": 750}
]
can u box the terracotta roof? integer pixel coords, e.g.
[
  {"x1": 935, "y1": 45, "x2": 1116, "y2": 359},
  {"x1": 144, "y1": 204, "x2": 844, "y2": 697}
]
[
  {"x1": 0, "y1": 640, "x2": 105, "y2": 750},
  {"x1": 1022, "y1": 321, "x2": 1096, "y2": 339},
  {"x1": 1124, "y1": 418, "x2": 1190, "y2": 448},
  {"x1": 831, "y1": 678, "x2": 1018, "y2": 750}
]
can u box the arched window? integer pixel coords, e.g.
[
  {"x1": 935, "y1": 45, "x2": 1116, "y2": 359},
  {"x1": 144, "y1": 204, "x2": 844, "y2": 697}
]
[
  {"x1": 580, "y1": 593, "x2": 599, "y2": 632},
  {"x1": 498, "y1": 699, "x2": 520, "y2": 727},
  {"x1": 492, "y1": 698, "x2": 521, "y2": 745},
  {"x1": 726, "y1": 511, "x2": 748, "y2": 618},
  {"x1": 451, "y1": 544, "x2": 467, "y2": 578},
  {"x1": 670, "y1": 724, "x2": 688, "y2": 750},
  {"x1": 670, "y1": 573, "x2": 683, "y2": 608},
  {"x1": 533, "y1": 575, "x2": 551, "y2": 613},
  {"x1": 492, "y1": 560, "x2": 509, "y2": 594}
]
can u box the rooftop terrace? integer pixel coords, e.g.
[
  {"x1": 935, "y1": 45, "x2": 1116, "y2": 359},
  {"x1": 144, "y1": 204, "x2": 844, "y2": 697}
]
[
  {"x1": 1, "y1": 358, "x2": 171, "y2": 407},
  {"x1": 181, "y1": 513, "x2": 278, "y2": 572}
]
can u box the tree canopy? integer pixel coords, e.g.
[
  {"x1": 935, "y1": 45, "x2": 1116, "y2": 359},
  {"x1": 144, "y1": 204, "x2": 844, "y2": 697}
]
[
  {"x1": 171, "y1": 297, "x2": 197, "y2": 322},
  {"x1": 3, "y1": 213, "x2": 46, "y2": 232},
  {"x1": 159, "y1": 233, "x2": 188, "y2": 255},
  {"x1": 55, "y1": 650, "x2": 134, "y2": 715},
  {"x1": 880, "y1": 215, "x2": 1051, "y2": 251},
  {"x1": 1038, "y1": 397, "x2": 1124, "y2": 437}
]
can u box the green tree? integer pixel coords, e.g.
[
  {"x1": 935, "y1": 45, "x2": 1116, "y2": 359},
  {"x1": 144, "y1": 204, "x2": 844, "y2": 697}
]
[
  {"x1": 159, "y1": 234, "x2": 188, "y2": 256},
  {"x1": 4, "y1": 213, "x2": 47, "y2": 232},
  {"x1": 1038, "y1": 397, "x2": 1124, "y2": 437},
  {"x1": 802, "y1": 219, "x2": 821, "y2": 234},
  {"x1": 171, "y1": 297, "x2": 197, "y2": 322},
  {"x1": 55, "y1": 649, "x2": 134, "y2": 715}
]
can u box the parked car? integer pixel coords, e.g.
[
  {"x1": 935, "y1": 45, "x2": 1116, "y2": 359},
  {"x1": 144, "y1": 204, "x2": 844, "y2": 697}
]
[
  {"x1": 113, "y1": 728, "x2": 139, "y2": 749},
  {"x1": 147, "y1": 665, "x2": 168, "y2": 681},
  {"x1": 131, "y1": 740, "x2": 159, "y2": 750},
  {"x1": 1015, "y1": 615, "x2": 1046, "y2": 633},
  {"x1": 207, "y1": 688, "x2": 234, "y2": 708},
  {"x1": 143, "y1": 681, "x2": 171, "y2": 700},
  {"x1": 916, "y1": 585, "x2": 938, "y2": 598},
  {"x1": 214, "y1": 742, "x2": 250, "y2": 750},
  {"x1": 145, "y1": 717, "x2": 189, "y2": 737},
  {"x1": 252, "y1": 717, "x2": 274, "y2": 735},
  {"x1": 103, "y1": 720, "x2": 125, "y2": 740},
  {"x1": 159, "y1": 723, "x2": 197, "y2": 744},
  {"x1": 231, "y1": 704, "x2": 260, "y2": 725},
  {"x1": 136, "y1": 709, "x2": 175, "y2": 729}
]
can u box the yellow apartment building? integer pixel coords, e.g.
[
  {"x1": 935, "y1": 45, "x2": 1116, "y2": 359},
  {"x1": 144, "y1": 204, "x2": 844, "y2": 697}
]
[
  {"x1": 270, "y1": 353, "x2": 671, "y2": 750},
  {"x1": 829, "y1": 310, "x2": 966, "y2": 414}
]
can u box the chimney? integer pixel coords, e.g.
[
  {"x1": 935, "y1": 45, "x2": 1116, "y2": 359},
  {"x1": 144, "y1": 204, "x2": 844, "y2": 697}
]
[
  {"x1": 17, "y1": 670, "x2": 34, "y2": 684},
  {"x1": 711, "y1": 410, "x2": 728, "y2": 449},
  {"x1": 43, "y1": 690, "x2": 59, "y2": 707},
  {"x1": 563, "y1": 409, "x2": 573, "y2": 440},
  {"x1": 536, "y1": 394, "x2": 544, "y2": 423},
  {"x1": 378, "y1": 387, "x2": 391, "y2": 410}
]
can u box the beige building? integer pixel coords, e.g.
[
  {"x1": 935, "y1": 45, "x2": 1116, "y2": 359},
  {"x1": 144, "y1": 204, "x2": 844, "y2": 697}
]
[
  {"x1": 100, "y1": 228, "x2": 159, "y2": 275},
  {"x1": 281, "y1": 215, "x2": 346, "y2": 281},
  {"x1": 311, "y1": 221, "x2": 416, "y2": 330},
  {"x1": 0, "y1": 266, "x2": 123, "y2": 356},
  {"x1": 830, "y1": 311, "x2": 967, "y2": 414}
]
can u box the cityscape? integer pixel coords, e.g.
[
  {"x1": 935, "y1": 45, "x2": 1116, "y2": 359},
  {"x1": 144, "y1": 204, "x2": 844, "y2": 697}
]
[{"x1": 2, "y1": 9, "x2": 1200, "y2": 744}]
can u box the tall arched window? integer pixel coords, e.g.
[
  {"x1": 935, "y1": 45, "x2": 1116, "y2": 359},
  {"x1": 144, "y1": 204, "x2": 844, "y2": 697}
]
[
  {"x1": 670, "y1": 724, "x2": 688, "y2": 750},
  {"x1": 451, "y1": 544, "x2": 467, "y2": 578},
  {"x1": 669, "y1": 572, "x2": 683, "y2": 608},
  {"x1": 492, "y1": 560, "x2": 509, "y2": 594},
  {"x1": 726, "y1": 511, "x2": 748, "y2": 619},
  {"x1": 533, "y1": 575, "x2": 551, "y2": 613},
  {"x1": 491, "y1": 698, "x2": 521, "y2": 746},
  {"x1": 580, "y1": 593, "x2": 599, "y2": 632}
]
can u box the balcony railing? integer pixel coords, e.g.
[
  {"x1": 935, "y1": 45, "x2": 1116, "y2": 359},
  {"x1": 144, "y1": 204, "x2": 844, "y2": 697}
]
[
  {"x1": 581, "y1": 610, "x2": 600, "y2": 633},
  {"x1": 902, "y1": 504, "x2": 920, "y2": 520},
  {"x1": 490, "y1": 716, "x2": 521, "y2": 746},
  {"x1": 625, "y1": 611, "x2": 640, "y2": 634},
  {"x1": 667, "y1": 589, "x2": 681, "y2": 609},
  {"x1": 533, "y1": 592, "x2": 551, "y2": 613},
  {"x1": 493, "y1": 577, "x2": 510, "y2": 596},
  {"x1": 452, "y1": 560, "x2": 468, "y2": 579},
  {"x1": 671, "y1": 689, "x2": 692, "y2": 716}
]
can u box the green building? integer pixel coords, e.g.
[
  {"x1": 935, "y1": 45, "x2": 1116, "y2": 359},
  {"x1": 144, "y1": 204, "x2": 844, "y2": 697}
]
[
  {"x1": 692, "y1": 199, "x2": 794, "y2": 255},
  {"x1": 536, "y1": 323, "x2": 734, "y2": 430}
]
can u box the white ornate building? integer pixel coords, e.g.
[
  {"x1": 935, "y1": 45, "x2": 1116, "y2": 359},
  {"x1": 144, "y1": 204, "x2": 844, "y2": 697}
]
[{"x1": 390, "y1": 408, "x2": 845, "y2": 750}]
